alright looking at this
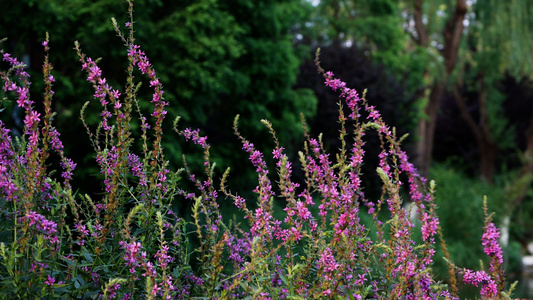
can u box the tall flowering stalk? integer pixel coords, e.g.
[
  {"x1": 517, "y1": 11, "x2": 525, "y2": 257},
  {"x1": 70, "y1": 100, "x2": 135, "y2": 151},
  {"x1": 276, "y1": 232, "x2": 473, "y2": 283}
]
[
  {"x1": 75, "y1": 0, "x2": 170, "y2": 239},
  {"x1": 0, "y1": 35, "x2": 74, "y2": 210},
  {"x1": 449, "y1": 197, "x2": 513, "y2": 300},
  {"x1": 69, "y1": 1, "x2": 192, "y2": 298},
  {"x1": 0, "y1": 33, "x2": 75, "y2": 297}
]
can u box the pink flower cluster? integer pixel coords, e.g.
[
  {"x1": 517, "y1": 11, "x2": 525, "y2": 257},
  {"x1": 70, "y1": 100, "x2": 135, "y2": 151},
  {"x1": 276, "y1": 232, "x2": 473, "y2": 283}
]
[
  {"x1": 182, "y1": 128, "x2": 209, "y2": 149},
  {"x1": 461, "y1": 269, "x2": 498, "y2": 298},
  {"x1": 319, "y1": 70, "x2": 447, "y2": 297},
  {"x1": 239, "y1": 140, "x2": 278, "y2": 241},
  {"x1": 2, "y1": 51, "x2": 41, "y2": 164},
  {"x1": 80, "y1": 57, "x2": 122, "y2": 131},
  {"x1": 482, "y1": 222, "x2": 504, "y2": 269},
  {"x1": 22, "y1": 211, "x2": 59, "y2": 245},
  {"x1": 460, "y1": 219, "x2": 504, "y2": 299},
  {"x1": 318, "y1": 247, "x2": 341, "y2": 281},
  {"x1": 0, "y1": 122, "x2": 17, "y2": 201},
  {"x1": 127, "y1": 43, "x2": 168, "y2": 153},
  {"x1": 119, "y1": 240, "x2": 144, "y2": 274},
  {"x1": 96, "y1": 146, "x2": 120, "y2": 193},
  {"x1": 1, "y1": 13, "x2": 518, "y2": 296},
  {"x1": 128, "y1": 153, "x2": 148, "y2": 187}
]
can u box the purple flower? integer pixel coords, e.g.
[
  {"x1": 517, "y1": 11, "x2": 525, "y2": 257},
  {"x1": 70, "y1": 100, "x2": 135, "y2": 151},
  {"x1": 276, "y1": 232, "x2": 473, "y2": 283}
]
[
  {"x1": 44, "y1": 275, "x2": 55, "y2": 286},
  {"x1": 482, "y1": 222, "x2": 503, "y2": 265},
  {"x1": 367, "y1": 106, "x2": 380, "y2": 120},
  {"x1": 75, "y1": 222, "x2": 89, "y2": 236},
  {"x1": 318, "y1": 247, "x2": 341, "y2": 281},
  {"x1": 23, "y1": 211, "x2": 58, "y2": 237},
  {"x1": 420, "y1": 212, "x2": 439, "y2": 242},
  {"x1": 461, "y1": 269, "x2": 498, "y2": 298},
  {"x1": 23, "y1": 110, "x2": 40, "y2": 129},
  {"x1": 182, "y1": 128, "x2": 209, "y2": 149},
  {"x1": 155, "y1": 245, "x2": 173, "y2": 269}
]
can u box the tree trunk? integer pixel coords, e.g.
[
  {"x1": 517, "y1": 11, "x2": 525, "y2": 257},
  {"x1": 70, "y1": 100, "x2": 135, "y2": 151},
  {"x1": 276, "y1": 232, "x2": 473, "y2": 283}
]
[
  {"x1": 501, "y1": 98, "x2": 533, "y2": 251},
  {"x1": 452, "y1": 74, "x2": 498, "y2": 181},
  {"x1": 476, "y1": 74, "x2": 497, "y2": 181},
  {"x1": 508, "y1": 111, "x2": 533, "y2": 209},
  {"x1": 479, "y1": 138, "x2": 497, "y2": 181},
  {"x1": 411, "y1": 0, "x2": 467, "y2": 177},
  {"x1": 415, "y1": 82, "x2": 446, "y2": 177}
]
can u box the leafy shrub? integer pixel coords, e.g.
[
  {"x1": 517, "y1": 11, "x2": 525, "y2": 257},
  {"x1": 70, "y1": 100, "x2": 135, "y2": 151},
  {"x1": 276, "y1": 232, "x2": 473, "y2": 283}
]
[
  {"x1": 0, "y1": 2, "x2": 518, "y2": 299},
  {"x1": 429, "y1": 164, "x2": 505, "y2": 268}
]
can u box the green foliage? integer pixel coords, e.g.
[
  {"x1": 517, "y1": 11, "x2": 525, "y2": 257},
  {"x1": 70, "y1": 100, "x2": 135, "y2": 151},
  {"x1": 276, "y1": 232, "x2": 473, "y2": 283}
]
[
  {"x1": 510, "y1": 185, "x2": 533, "y2": 251},
  {"x1": 147, "y1": 0, "x2": 244, "y2": 121},
  {"x1": 472, "y1": 0, "x2": 533, "y2": 79},
  {"x1": 301, "y1": 0, "x2": 437, "y2": 130},
  {"x1": 307, "y1": 0, "x2": 408, "y2": 68},
  {"x1": 0, "y1": 0, "x2": 317, "y2": 198},
  {"x1": 429, "y1": 163, "x2": 506, "y2": 272}
]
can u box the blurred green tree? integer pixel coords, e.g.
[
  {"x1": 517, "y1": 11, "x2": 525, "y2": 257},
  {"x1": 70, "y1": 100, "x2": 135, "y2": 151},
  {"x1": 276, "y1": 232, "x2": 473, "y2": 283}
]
[
  {"x1": 0, "y1": 0, "x2": 317, "y2": 200},
  {"x1": 300, "y1": 0, "x2": 432, "y2": 140},
  {"x1": 302, "y1": 0, "x2": 533, "y2": 180},
  {"x1": 298, "y1": 0, "x2": 533, "y2": 285},
  {"x1": 449, "y1": 0, "x2": 533, "y2": 181}
]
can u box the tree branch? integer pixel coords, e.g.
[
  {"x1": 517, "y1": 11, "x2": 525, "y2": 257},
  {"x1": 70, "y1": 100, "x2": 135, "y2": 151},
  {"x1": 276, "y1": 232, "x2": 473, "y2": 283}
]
[
  {"x1": 442, "y1": 0, "x2": 467, "y2": 74},
  {"x1": 477, "y1": 73, "x2": 494, "y2": 145},
  {"x1": 413, "y1": 0, "x2": 429, "y2": 46},
  {"x1": 453, "y1": 82, "x2": 482, "y2": 142}
]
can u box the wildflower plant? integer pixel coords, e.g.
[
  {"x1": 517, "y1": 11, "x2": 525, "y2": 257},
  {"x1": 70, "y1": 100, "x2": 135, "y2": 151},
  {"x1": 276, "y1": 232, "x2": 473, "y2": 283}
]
[{"x1": 0, "y1": 1, "x2": 519, "y2": 299}]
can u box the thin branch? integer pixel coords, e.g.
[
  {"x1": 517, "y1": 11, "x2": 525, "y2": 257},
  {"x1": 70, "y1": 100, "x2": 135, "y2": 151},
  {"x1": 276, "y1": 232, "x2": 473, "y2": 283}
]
[
  {"x1": 413, "y1": 0, "x2": 429, "y2": 46},
  {"x1": 477, "y1": 73, "x2": 494, "y2": 145},
  {"x1": 442, "y1": 0, "x2": 467, "y2": 74},
  {"x1": 452, "y1": 82, "x2": 482, "y2": 142}
]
